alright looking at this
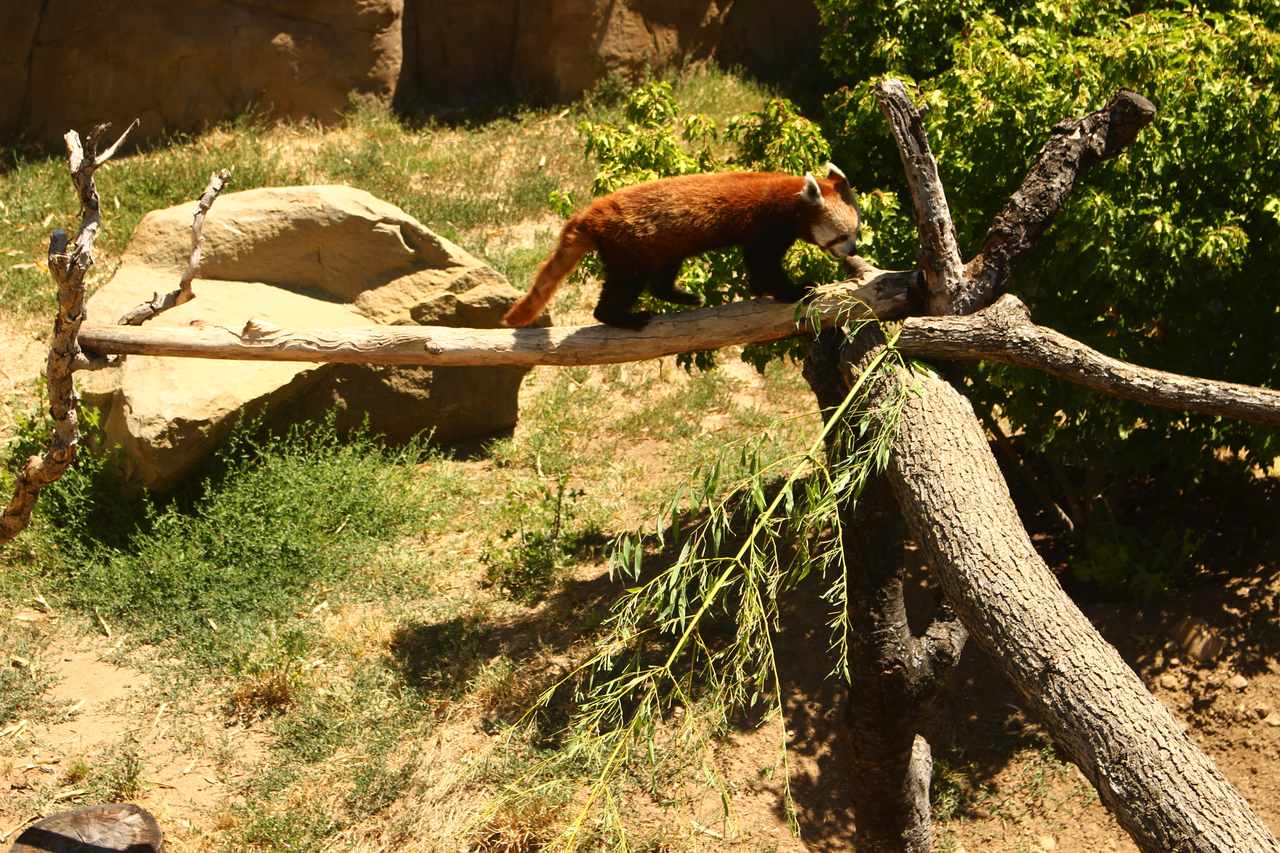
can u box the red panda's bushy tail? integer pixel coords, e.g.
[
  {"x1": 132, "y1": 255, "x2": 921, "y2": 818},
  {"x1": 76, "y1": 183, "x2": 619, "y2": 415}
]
[{"x1": 502, "y1": 221, "x2": 594, "y2": 327}]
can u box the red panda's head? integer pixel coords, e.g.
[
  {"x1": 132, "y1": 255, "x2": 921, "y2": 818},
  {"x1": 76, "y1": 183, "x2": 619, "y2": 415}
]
[{"x1": 799, "y1": 163, "x2": 860, "y2": 259}]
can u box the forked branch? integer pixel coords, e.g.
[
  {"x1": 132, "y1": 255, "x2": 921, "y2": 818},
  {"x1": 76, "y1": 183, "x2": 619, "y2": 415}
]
[
  {"x1": 966, "y1": 90, "x2": 1156, "y2": 308},
  {"x1": 0, "y1": 122, "x2": 136, "y2": 545},
  {"x1": 874, "y1": 80, "x2": 1156, "y2": 315}
]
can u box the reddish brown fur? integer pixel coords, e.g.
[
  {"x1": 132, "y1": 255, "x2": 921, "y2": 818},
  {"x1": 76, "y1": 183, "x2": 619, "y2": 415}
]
[{"x1": 502, "y1": 171, "x2": 857, "y2": 329}]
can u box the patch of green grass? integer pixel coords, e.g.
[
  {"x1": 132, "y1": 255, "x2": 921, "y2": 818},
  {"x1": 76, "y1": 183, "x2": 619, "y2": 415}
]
[
  {"x1": 0, "y1": 631, "x2": 52, "y2": 725},
  {"x1": 484, "y1": 240, "x2": 557, "y2": 288},
  {"x1": 389, "y1": 611, "x2": 493, "y2": 700},
  {"x1": 615, "y1": 368, "x2": 736, "y2": 440},
  {"x1": 9, "y1": 415, "x2": 426, "y2": 664},
  {"x1": 0, "y1": 117, "x2": 303, "y2": 321},
  {"x1": 483, "y1": 473, "x2": 605, "y2": 603},
  {"x1": 233, "y1": 798, "x2": 334, "y2": 852},
  {"x1": 83, "y1": 736, "x2": 146, "y2": 802}
]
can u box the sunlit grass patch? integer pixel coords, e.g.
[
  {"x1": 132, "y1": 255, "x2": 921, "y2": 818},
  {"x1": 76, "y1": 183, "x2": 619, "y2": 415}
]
[{"x1": 5, "y1": 415, "x2": 429, "y2": 666}]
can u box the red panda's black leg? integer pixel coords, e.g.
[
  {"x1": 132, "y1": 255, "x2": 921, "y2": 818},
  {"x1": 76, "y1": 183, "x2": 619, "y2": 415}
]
[
  {"x1": 594, "y1": 269, "x2": 652, "y2": 330},
  {"x1": 744, "y1": 240, "x2": 806, "y2": 303},
  {"x1": 648, "y1": 263, "x2": 702, "y2": 307}
]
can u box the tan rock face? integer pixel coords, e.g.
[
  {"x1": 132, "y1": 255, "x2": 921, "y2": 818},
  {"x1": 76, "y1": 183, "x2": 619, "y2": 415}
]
[
  {"x1": 409, "y1": 0, "x2": 734, "y2": 104},
  {"x1": 7, "y1": 0, "x2": 403, "y2": 144},
  {"x1": 2, "y1": 0, "x2": 816, "y2": 144},
  {"x1": 83, "y1": 185, "x2": 530, "y2": 491}
]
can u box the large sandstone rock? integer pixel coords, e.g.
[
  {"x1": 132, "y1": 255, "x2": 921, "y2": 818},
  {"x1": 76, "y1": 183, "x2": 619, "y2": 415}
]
[
  {"x1": 83, "y1": 185, "x2": 530, "y2": 491},
  {"x1": 5, "y1": 0, "x2": 403, "y2": 144}
]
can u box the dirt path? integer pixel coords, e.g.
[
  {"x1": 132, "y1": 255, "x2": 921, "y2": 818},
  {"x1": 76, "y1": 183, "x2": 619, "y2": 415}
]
[{"x1": 0, "y1": 626, "x2": 270, "y2": 850}]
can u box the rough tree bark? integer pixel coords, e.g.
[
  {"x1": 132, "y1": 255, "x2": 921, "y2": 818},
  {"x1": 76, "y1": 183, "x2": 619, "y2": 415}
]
[
  {"x1": 804, "y1": 328, "x2": 966, "y2": 852},
  {"x1": 881, "y1": 350, "x2": 1279, "y2": 852}
]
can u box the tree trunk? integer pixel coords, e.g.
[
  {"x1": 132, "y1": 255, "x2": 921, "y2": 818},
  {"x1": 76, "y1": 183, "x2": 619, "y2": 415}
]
[
  {"x1": 804, "y1": 329, "x2": 965, "y2": 852},
  {"x1": 866, "y1": 343, "x2": 1280, "y2": 852}
]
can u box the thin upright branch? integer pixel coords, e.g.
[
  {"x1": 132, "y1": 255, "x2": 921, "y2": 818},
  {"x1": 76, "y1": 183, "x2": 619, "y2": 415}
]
[
  {"x1": 897, "y1": 294, "x2": 1280, "y2": 426},
  {"x1": 872, "y1": 79, "x2": 967, "y2": 316},
  {"x1": 118, "y1": 168, "x2": 232, "y2": 325},
  {"x1": 0, "y1": 122, "x2": 135, "y2": 545}
]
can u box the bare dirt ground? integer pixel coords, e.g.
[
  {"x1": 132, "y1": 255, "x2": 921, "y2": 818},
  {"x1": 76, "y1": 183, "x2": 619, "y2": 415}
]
[
  {"x1": 0, "y1": 624, "x2": 270, "y2": 850},
  {"x1": 0, "y1": 317, "x2": 46, "y2": 441}
]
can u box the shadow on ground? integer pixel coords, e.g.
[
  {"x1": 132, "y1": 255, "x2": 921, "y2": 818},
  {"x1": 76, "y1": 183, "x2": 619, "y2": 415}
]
[{"x1": 385, "y1": 457, "x2": 1280, "y2": 848}]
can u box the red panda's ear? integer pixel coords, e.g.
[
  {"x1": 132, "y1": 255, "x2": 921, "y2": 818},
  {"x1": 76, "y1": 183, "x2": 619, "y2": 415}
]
[
  {"x1": 800, "y1": 173, "x2": 823, "y2": 205},
  {"x1": 826, "y1": 162, "x2": 856, "y2": 204}
]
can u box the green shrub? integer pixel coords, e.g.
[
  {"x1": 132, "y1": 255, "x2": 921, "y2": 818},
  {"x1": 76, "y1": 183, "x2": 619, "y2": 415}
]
[
  {"x1": 483, "y1": 473, "x2": 602, "y2": 603},
  {"x1": 5, "y1": 414, "x2": 425, "y2": 659},
  {"x1": 817, "y1": 0, "x2": 1280, "y2": 484}
]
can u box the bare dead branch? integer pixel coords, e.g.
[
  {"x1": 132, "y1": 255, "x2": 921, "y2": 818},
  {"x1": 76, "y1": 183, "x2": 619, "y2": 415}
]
[
  {"x1": 897, "y1": 294, "x2": 1280, "y2": 426},
  {"x1": 119, "y1": 168, "x2": 232, "y2": 325},
  {"x1": 76, "y1": 284, "x2": 1280, "y2": 428},
  {"x1": 77, "y1": 267, "x2": 922, "y2": 367},
  {"x1": 1, "y1": 123, "x2": 135, "y2": 545},
  {"x1": 872, "y1": 79, "x2": 967, "y2": 316},
  {"x1": 966, "y1": 91, "x2": 1157, "y2": 306}
]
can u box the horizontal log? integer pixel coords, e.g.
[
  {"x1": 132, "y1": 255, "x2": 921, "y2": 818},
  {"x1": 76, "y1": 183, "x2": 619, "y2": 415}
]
[
  {"x1": 77, "y1": 266, "x2": 921, "y2": 367},
  {"x1": 899, "y1": 295, "x2": 1280, "y2": 426}
]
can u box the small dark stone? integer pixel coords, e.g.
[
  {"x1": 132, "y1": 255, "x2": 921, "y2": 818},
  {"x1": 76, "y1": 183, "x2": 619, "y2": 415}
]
[{"x1": 10, "y1": 803, "x2": 163, "y2": 853}]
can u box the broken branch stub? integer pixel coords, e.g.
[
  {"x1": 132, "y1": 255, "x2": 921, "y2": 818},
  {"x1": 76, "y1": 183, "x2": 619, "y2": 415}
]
[
  {"x1": 0, "y1": 122, "x2": 135, "y2": 545},
  {"x1": 872, "y1": 79, "x2": 967, "y2": 316},
  {"x1": 966, "y1": 90, "x2": 1157, "y2": 308}
]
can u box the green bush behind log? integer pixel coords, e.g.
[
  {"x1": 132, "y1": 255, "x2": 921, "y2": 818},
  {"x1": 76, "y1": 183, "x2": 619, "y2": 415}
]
[{"x1": 817, "y1": 0, "x2": 1280, "y2": 481}]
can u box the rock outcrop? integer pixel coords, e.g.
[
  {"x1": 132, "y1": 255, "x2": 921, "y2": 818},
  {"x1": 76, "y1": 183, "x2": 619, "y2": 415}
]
[
  {"x1": 2, "y1": 0, "x2": 824, "y2": 143},
  {"x1": 83, "y1": 185, "x2": 530, "y2": 491},
  {"x1": 406, "y1": 0, "x2": 734, "y2": 105},
  {"x1": 5, "y1": 0, "x2": 404, "y2": 144}
]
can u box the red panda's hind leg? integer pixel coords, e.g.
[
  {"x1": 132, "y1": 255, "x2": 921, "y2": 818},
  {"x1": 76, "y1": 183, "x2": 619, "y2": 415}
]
[
  {"x1": 648, "y1": 262, "x2": 702, "y2": 307},
  {"x1": 593, "y1": 268, "x2": 651, "y2": 330},
  {"x1": 744, "y1": 240, "x2": 807, "y2": 303}
]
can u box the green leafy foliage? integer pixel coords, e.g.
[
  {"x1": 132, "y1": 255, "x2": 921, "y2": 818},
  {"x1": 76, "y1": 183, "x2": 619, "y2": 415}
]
[
  {"x1": 1072, "y1": 524, "x2": 1203, "y2": 600},
  {"x1": 818, "y1": 0, "x2": 1280, "y2": 487},
  {"x1": 515, "y1": 322, "x2": 913, "y2": 843},
  {"x1": 483, "y1": 473, "x2": 603, "y2": 603}
]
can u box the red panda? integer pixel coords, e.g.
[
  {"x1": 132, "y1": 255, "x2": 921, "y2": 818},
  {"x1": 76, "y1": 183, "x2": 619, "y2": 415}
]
[{"x1": 502, "y1": 163, "x2": 860, "y2": 330}]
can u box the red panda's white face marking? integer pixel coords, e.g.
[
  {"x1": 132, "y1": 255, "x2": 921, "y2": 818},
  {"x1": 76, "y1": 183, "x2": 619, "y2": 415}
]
[{"x1": 801, "y1": 165, "x2": 860, "y2": 259}]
